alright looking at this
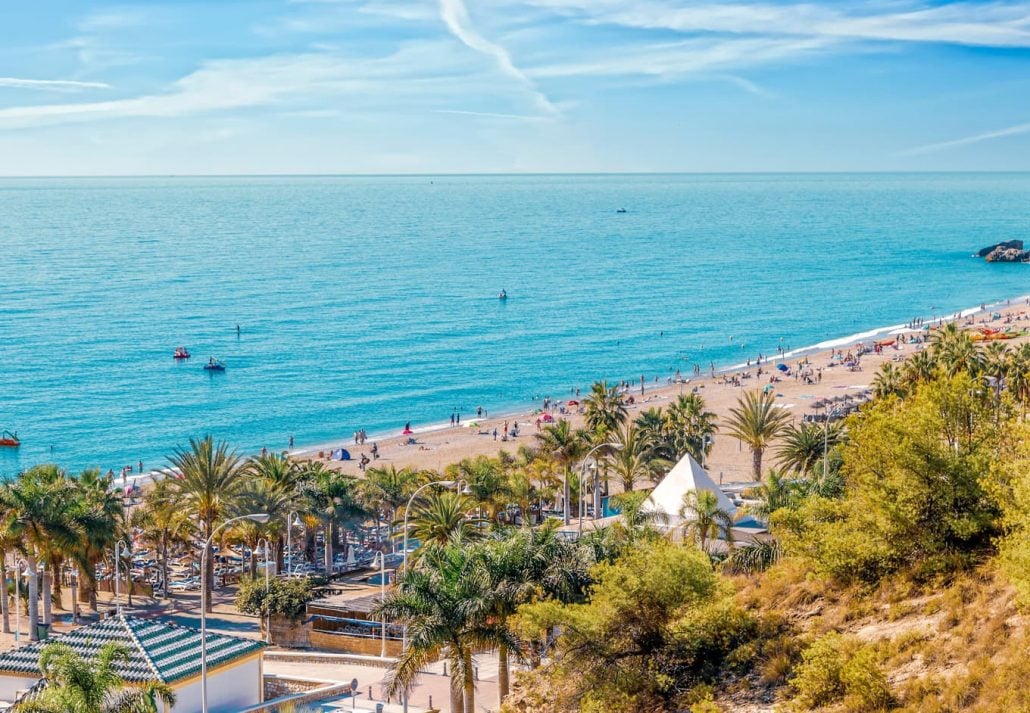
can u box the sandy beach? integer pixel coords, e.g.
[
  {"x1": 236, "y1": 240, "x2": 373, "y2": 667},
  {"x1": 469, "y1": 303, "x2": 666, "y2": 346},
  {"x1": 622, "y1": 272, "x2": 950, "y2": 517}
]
[{"x1": 288, "y1": 297, "x2": 1030, "y2": 488}]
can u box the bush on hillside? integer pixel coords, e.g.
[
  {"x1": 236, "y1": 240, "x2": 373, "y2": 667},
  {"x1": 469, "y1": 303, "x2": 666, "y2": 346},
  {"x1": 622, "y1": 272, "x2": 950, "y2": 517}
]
[{"x1": 790, "y1": 633, "x2": 890, "y2": 711}]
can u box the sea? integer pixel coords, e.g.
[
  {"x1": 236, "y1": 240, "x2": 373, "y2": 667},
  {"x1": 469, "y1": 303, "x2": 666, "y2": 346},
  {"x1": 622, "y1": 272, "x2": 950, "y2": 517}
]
[{"x1": 2, "y1": 173, "x2": 1029, "y2": 477}]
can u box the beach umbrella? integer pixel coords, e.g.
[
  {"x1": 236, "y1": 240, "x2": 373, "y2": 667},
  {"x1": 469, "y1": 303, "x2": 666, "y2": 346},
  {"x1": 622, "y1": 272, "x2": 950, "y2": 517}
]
[
  {"x1": 567, "y1": 400, "x2": 579, "y2": 406},
  {"x1": 541, "y1": 413, "x2": 555, "y2": 423},
  {"x1": 776, "y1": 363, "x2": 789, "y2": 372}
]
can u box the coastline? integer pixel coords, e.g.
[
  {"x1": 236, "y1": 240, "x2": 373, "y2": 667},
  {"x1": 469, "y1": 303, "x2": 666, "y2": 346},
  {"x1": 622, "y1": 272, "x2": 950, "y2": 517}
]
[{"x1": 268, "y1": 293, "x2": 1030, "y2": 488}]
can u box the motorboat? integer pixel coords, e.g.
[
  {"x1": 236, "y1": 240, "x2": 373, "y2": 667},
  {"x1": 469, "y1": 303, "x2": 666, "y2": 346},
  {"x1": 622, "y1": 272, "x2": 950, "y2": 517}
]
[
  {"x1": 498, "y1": 289, "x2": 508, "y2": 300},
  {"x1": 173, "y1": 347, "x2": 191, "y2": 359},
  {"x1": 0, "y1": 430, "x2": 20, "y2": 447},
  {"x1": 204, "y1": 358, "x2": 226, "y2": 372},
  {"x1": 616, "y1": 208, "x2": 627, "y2": 213}
]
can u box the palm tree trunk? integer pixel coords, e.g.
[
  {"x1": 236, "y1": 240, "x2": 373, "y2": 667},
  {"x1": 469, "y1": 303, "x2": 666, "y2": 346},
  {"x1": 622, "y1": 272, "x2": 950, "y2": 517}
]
[
  {"x1": 27, "y1": 553, "x2": 38, "y2": 642},
  {"x1": 51, "y1": 557, "x2": 64, "y2": 611},
  {"x1": 41, "y1": 568, "x2": 52, "y2": 626},
  {"x1": 324, "y1": 522, "x2": 333, "y2": 574},
  {"x1": 498, "y1": 641, "x2": 510, "y2": 704},
  {"x1": 752, "y1": 447, "x2": 764, "y2": 482},
  {"x1": 463, "y1": 648, "x2": 475, "y2": 713},
  {"x1": 563, "y1": 466, "x2": 571, "y2": 525},
  {"x1": 450, "y1": 680, "x2": 465, "y2": 713},
  {"x1": 0, "y1": 557, "x2": 9, "y2": 634},
  {"x1": 250, "y1": 551, "x2": 258, "y2": 579},
  {"x1": 162, "y1": 538, "x2": 172, "y2": 601}
]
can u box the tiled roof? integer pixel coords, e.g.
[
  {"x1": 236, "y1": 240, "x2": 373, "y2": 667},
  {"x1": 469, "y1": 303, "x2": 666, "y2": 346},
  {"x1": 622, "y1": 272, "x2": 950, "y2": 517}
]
[{"x1": 0, "y1": 615, "x2": 264, "y2": 684}]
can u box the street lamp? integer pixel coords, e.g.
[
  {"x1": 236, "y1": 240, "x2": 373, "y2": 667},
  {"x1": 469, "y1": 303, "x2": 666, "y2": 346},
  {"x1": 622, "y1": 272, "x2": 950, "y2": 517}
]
[
  {"x1": 201, "y1": 513, "x2": 269, "y2": 713},
  {"x1": 256, "y1": 538, "x2": 272, "y2": 644},
  {"x1": 113, "y1": 540, "x2": 130, "y2": 615},
  {"x1": 400, "y1": 480, "x2": 454, "y2": 713},
  {"x1": 286, "y1": 511, "x2": 302, "y2": 578},
  {"x1": 575, "y1": 442, "x2": 622, "y2": 529},
  {"x1": 371, "y1": 551, "x2": 387, "y2": 658}
]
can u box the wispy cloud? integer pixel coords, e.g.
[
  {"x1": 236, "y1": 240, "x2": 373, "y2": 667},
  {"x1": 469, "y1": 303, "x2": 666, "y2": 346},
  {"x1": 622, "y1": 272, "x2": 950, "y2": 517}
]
[
  {"x1": 435, "y1": 108, "x2": 550, "y2": 121},
  {"x1": 438, "y1": 0, "x2": 558, "y2": 115},
  {"x1": 0, "y1": 77, "x2": 111, "y2": 92},
  {"x1": 522, "y1": 0, "x2": 1030, "y2": 48},
  {"x1": 902, "y1": 121, "x2": 1030, "y2": 155}
]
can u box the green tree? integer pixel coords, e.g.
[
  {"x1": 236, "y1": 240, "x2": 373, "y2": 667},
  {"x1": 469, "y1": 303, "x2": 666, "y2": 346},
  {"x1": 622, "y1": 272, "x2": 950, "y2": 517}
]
[
  {"x1": 377, "y1": 542, "x2": 493, "y2": 713},
  {"x1": 131, "y1": 480, "x2": 194, "y2": 601},
  {"x1": 679, "y1": 490, "x2": 735, "y2": 554},
  {"x1": 583, "y1": 380, "x2": 628, "y2": 434},
  {"x1": 777, "y1": 422, "x2": 842, "y2": 477},
  {"x1": 407, "y1": 491, "x2": 481, "y2": 551},
  {"x1": 165, "y1": 436, "x2": 245, "y2": 611},
  {"x1": 535, "y1": 419, "x2": 588, "y2": 525},
  {"x1": 723, "y1": 390, "x2": 792, "y2": 482},
  {"x1": 361, "y1": 465, "x2": 425, "y2": 548},
  {"x1": 666, "y1": 393, "x2": 718, "y2": 463},
  {"x1": 13, "y1": 642, "x2": 174, "y2": 713}
]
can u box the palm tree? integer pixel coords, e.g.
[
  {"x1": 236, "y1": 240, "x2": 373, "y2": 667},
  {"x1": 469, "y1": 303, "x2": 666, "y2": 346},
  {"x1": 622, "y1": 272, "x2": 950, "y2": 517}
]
[
  {"x1": 723, "y1": 540, "x2": 782, "y2": 575},
  {"x1": 723, "y1": 390, "x2": 792, "y2": 482},
  {"x1": 872, "y1": 362, "x2": 905, "y2": 400},
  {"x1": 901, "y1": 349, "x2": 937, "y2": 389},
  {"x1": 131, "y1": 480, "x2": 194, "y2": 600},
  {"x1": 1008, "y1": 343, "x2": 1030, "y2": 416},
  {"x1": 535, "y1": 419, "x2": 588, "y2": 524},
  {"x1": 634, "y1": 407, "x2": 670, "y2": 457},
  {"x1": 982, "y1": 341, "x2": 1010, "y2": 381},
  {"x1": 301, "y1": 467, "x2": 366, "y2": 573},
  {"x1": 2, "y1": 468, "x2": 82, "y2": 641},
  {"x1": 608, "y1": 424, "x2": 664, "y2": 493},
  {"x1": 931, "y1": 324, "x2": 982, "y2": 376},
  {"x1": 71, "y1": 470, "x2": 126, "y2": 611},
  {"x1": 376, "y1": 543, "x2": 492, "y2": 713},
  {"x1": 666, "y1": 393, "x2": 718, "y2": 463},
  {"x1": 13, "y1": 642, "x2": 174, "y2": 713},
  {"x1": 583, "y1": 380, "x2": 628, "y2": 434},
  {"x1": 743, "y1": 469, "x2": 804, "y2": 523},
  {"x1": 230, "y1": 477, "x2": 295, "y2": 578},
  {"x1": 165, "y1": 436, "x2": 244, "y2": 612},
  {"x1": 361, "y1": 465, "x2": 425, "y2": 549},
  {"x1": 679, "y1": 489, "x2": 734, "y2": 554},
  {"x1": 777, "y1": 421, "x2": 842, "y2": 476},
  {"x1": 446, "y1": 456, "x2": 513, "y2": 522},
  {"x1": 407, "y1": 492, "x2": 480, "y2": 552}
]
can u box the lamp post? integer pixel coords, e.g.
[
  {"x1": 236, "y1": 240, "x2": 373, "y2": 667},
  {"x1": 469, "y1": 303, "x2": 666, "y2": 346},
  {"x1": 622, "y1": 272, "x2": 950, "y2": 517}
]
[
  {"x1": 577, "y1": 442, "x2": 621, "y2": 531},
  {"x1": 201, "y1": 514, "x2": 269, "y2": 713},
  {"x1": 371, "y1": 551, "x2": 387, "y2": 658},
  {"x1": 286, "y1": 511, "x2": 301, "y2": 578},
  {"x1": 400, "y1": 480, "x2": 455, "y2": 713},
  {"x1": 113, "y1": 540, "x2": 130, "y2": 615},
  {"x1": 256, "y1": 538, "x2": 271, "y2": 644}
]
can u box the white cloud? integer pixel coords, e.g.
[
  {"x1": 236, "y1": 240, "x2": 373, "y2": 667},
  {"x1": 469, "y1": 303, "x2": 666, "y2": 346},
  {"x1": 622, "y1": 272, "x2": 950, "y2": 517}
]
[
  {"x1": 902, "y1": 120, "x2": 1030, "y2": 155},
  {"x1": 0, "y1": 77, "x2": 111, "y2": 92},
  {"x1": 520, "y1": 0, "x2": 1030, "y2": 48},
  {"x1": 435, "y1": 108, "x2": 551, "y2": 121},
  {"x1": 438, "y1": 0, "x2": 558, "y2": 114}
]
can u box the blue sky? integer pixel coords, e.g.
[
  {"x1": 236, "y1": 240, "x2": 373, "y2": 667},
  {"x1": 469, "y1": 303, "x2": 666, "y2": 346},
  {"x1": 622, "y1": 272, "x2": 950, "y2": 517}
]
[{"x1": 2, "y1": 1, "x2": 1030, "y2": 173}]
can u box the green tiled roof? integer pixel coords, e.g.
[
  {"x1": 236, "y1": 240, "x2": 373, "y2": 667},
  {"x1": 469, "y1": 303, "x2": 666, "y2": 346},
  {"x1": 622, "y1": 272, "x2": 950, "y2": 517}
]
[{"x1": 0, "y1": 615, "x2": 264, "y2": 684}]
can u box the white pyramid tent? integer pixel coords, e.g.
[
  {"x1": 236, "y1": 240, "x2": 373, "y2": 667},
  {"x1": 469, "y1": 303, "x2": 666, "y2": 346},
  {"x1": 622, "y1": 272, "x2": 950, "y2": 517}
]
[{"x1": 640, "y1": 453, "x2": 736, "y2": 529}]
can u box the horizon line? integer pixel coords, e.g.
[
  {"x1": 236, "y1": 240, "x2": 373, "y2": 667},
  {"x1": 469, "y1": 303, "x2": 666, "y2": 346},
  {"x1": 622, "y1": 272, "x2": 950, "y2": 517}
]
[{"x1": 2, "y1": 170, "x2": 1030, "y2": 179}]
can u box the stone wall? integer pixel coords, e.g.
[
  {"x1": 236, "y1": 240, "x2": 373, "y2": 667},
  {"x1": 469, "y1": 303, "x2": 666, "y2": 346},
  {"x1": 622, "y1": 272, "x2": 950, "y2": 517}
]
[{"x1": 244, "y1": 678, "x2": 353, "y2": 713}]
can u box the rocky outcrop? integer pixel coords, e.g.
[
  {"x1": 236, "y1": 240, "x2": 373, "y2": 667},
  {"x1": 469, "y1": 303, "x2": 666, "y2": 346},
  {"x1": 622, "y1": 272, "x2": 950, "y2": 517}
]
[{"x1": 977, "y1": 240, "x2": 1025, "y2": 260}]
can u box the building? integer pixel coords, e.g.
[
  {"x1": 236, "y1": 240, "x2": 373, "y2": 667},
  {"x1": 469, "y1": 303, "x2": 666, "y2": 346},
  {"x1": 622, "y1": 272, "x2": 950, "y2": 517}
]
[{"x1": 0, "y1": 615, "x2": 265, "y2": 713}]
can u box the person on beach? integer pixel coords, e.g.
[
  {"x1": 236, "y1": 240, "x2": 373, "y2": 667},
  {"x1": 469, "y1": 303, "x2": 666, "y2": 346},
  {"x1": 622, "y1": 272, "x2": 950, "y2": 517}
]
[
  {"x1": 371, "y1": 442, "x2": 379, "y2": 460},
  {"x1": 138, "y1": 460, "x2": 143, "y2": 473},
  {"x1": 450, "y1": 413, "x2": 455, "y2": 426}
]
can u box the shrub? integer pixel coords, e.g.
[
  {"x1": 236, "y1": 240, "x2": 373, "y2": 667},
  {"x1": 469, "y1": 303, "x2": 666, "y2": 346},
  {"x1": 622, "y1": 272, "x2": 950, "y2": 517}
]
[
  {"x1": 790, "y1": 633, "x2": 890, "y2": 711},
  {"x1": 235, "y1": 576, "x2": 314, "y2": 621}
]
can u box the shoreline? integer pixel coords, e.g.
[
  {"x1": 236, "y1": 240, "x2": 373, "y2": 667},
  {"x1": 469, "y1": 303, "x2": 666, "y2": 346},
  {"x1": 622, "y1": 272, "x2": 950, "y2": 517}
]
[
  {"x1": 114, "y1": 292, "x2": 1030, "y2": 492},
  {"x1": 279, "y1": 293, "x2": 1030, "y2": 486}
]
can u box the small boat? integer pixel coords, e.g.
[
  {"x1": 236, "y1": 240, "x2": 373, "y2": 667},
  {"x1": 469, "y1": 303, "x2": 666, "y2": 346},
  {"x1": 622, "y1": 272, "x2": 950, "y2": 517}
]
[
  {"x1": 204, "y1": 358, "x2": 226, "y2": 372},
  {"x1": 498, "y1": 289, "x2": 508, "y2": 300},
  {"x1": 616, "y1": 208, "x2": 627, "y2": 213},
  {"x1": 0, "y1": 430, "x2": 20, "y2": 448},
  {"x1": 173, "y1": 347, "x2": 191, "y2": 359}
]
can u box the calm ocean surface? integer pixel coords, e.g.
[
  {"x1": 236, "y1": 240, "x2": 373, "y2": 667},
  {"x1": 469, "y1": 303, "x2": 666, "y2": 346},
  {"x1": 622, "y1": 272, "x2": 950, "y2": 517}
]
[{"x1": 1, "y1": 173, "x2": 1029, "y2": 476}]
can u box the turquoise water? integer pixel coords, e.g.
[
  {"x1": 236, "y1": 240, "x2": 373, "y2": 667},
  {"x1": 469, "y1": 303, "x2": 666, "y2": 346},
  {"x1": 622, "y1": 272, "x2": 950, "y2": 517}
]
[{"x1": 2, "y1": 173, "x2": 1029, "y2": 476}]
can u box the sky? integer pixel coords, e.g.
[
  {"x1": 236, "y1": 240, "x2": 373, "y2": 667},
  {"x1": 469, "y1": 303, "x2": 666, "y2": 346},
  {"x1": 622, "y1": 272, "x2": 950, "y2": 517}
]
[{"x1": 1, "y1": 1, "x2": 1030, "y2": 174}]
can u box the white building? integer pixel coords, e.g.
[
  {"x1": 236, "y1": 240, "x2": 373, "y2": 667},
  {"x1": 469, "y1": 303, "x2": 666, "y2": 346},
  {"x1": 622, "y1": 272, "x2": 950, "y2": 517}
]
[{"x1": 0, "y1": 615, "x2": 265, "y2": 713}]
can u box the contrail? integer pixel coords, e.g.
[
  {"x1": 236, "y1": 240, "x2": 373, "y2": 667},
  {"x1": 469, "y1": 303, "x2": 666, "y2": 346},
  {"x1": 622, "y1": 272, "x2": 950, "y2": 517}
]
[{"x1": 438, "y1": 0, "x2": 558, "y2": 115}]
